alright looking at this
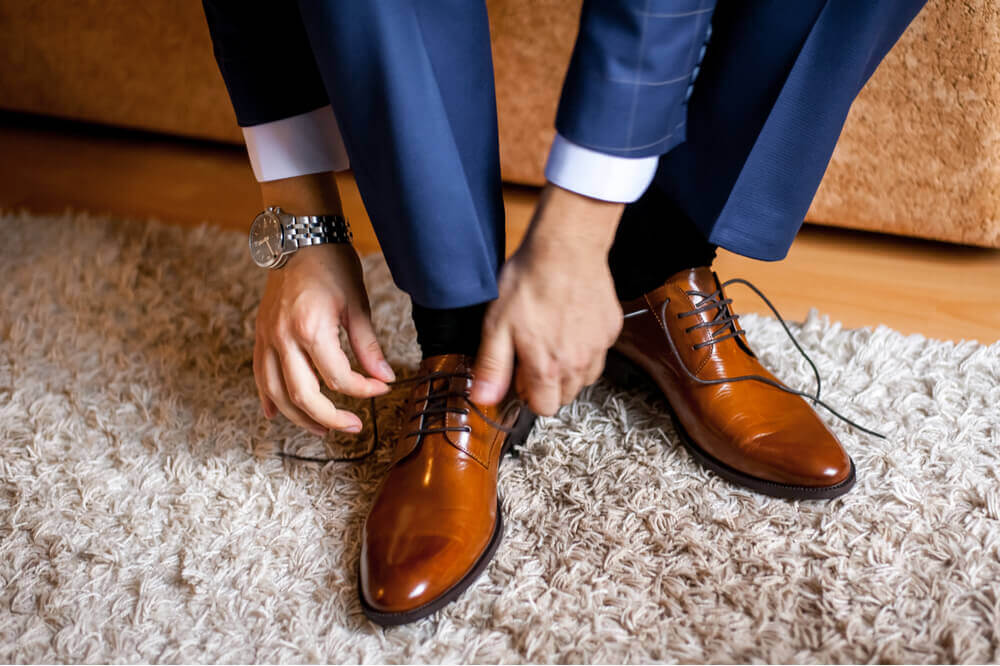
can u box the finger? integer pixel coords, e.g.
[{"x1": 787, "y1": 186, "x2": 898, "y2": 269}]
[
  {"x1": 470, "y1": 318, "x2": 515, "y2": 405},
  {"x1": 584, "y1": 354, "x2": 605, "y2": 387},
  {"x1": 253, "y1": 338, "x2": 278, "y2": 419},
  {"x1": 260, "y1": 346, "x2": 330, "y2": 436},
  {"x1": 277, "y1": 343, "x2": 365, "y2": 433},
  {"x1": 344, "y1": 304, "x2": 396, "y2": 383},
  {"x1": 517, "y1": 357, "x2": 561, "y2": 417},
  {"x1": 559, "y1": 369, "x2": 585, "y2": 408},
  {"x1": 307, "y1": 333, "x2": 390, "y2": 399}
]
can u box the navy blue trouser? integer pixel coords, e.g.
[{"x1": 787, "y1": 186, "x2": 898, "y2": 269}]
[{"x1": 204, "y1": 0, "x2": 926, "y2": 307}]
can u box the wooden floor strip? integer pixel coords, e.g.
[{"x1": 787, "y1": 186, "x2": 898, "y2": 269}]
[{"x1": 2, "y1": 114, "x2": 997, "y2": 343}]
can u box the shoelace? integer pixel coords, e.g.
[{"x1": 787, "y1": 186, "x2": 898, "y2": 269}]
[
  {"x1": 277, "y1": 370, "x2": 516, "y2": 464},
  {"x1": 626, "y1": 277, "x2": 885, "y2": 439},
  {"x1": 280, "y1": 278, "x2": 883, "y2": 463}
]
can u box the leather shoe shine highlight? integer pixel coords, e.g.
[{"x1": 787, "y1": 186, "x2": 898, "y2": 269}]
[
  {"x1": 360, "y1": 354, "x2": 534, "y2": 625},
  {"x1": 606, "y1": 267, "x2": 855, "y2": 499}
]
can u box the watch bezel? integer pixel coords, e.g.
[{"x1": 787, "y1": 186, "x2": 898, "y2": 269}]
[{"x1": 249, "y1": 208, "x2": 286, "y2": 268}]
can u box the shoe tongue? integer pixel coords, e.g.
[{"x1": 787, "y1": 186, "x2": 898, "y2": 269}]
[
  {"x1": 419, "y1": 353, "x2": 471, "y2": 376},
  {"x1": 669, "y1": 266, "x2": 719, "y2": 293},
  {"x1": 636, "y1": 266, "x2": 718, "y2": 310}
]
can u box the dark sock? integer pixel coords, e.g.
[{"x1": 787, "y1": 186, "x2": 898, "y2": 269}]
[
  {"x1": 608, "y1": 183, "x2": 718, "y2": 301},
  {"x1": 411, "y1": 300, "x2": 489, "y2": 360}
]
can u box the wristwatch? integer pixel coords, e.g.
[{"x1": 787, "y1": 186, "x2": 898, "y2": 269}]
[{"x1": 248, "y1": 206, "x2": 353, "y2": 269}]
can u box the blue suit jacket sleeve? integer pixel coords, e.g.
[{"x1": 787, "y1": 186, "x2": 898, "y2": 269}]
[
  {"x1": 202, "y1": 0, "x2": 330, "y2": 127},
  {"x1": 555, "y1": 0, "x2": 716, "y2": 158}
]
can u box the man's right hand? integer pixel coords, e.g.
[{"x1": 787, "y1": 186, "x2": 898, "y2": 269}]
[{"x1": 254, "y1": 243, "x2": 395, "y2": 436}]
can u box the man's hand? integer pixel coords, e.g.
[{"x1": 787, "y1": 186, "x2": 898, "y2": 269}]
[
  {"x1": 470, "y1": 184, "x2": 624, "y2": 416},
  {"x1": 255, "y1": 244, "x2": 395, "y2": 435},
  {"x1": 254, "y1": 172, "x2": 393, "y2": 436}
]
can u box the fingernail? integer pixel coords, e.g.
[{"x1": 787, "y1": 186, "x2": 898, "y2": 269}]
[
  {"x1": 472, "y1": 380, "x2": 496, "y2": 402},
  {"x1": 346, "y1": 423, "x2": 362, "y2": 434},
  {"x1": 379, "y1": 361, "x2": 396, "y2": 382}
]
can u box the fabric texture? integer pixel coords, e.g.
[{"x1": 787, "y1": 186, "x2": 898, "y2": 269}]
[
  {"x1": 201, "y1": 0, "x2": 329, "y2": 127},
  {"x1": 205, "y1": 0, "x2": 506, "y2": 309},
  {"x1": 2, "y1": 211, "x2": 999, "y2": 663},
  {"x1": 555, "y1": 0, "x2": 715, "y2": 157},
  {"x1": 203, "y1": 0, "x2": 927, "y2": 306},
  {"x1": 653, "y1": 0, "x2": 927, "y2": 261},
  {"x1": 1, "y1": 1, "x2": 996, "y2": 248}
]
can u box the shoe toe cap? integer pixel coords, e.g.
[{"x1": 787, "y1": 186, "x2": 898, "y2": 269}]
[
  {"x1": 750, "y1": 424, "x2": 852, "y2": 488},
  {"x1": 360, "y1": 531, "x2": 472, "y2": 614}
]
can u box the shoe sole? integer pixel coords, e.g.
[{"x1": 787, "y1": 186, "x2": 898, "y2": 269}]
[
  {"x1": 358, "y1": 404, "x2": 537, "y2": 626},
  {"x1": 603, "y1": 348, "x2": 856, "y2": 500}
]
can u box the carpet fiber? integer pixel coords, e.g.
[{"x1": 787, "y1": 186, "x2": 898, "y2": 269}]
[{"x1": 1, "y1": 211, "x2": 998, "y2": 663}]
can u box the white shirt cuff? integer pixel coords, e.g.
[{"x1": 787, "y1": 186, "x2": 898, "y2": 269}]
[
  {"x1": 544, "y1": 134, "x2": 659, "y2": 203},
  {"x1": 242, "y1": 105, "x2": 350, "y2": 182}
]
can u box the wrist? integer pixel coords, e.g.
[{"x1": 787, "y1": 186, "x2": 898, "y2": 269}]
[
  {"x1": 259, "y1": 171, "x2": 344, "y2": 215},
  {"x1": 526, "y1": 183, "x2": 624, "y2": 256},
  {"x1": 283, "y1": 241, "x2": 357, "y2": 271}
]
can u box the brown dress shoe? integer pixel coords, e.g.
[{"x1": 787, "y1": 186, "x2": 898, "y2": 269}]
[
  {"x1": 359, "y1": 354, "x2": 535, "y2": 625},
  {"x1": 605, "y1": 267, "x2": 855, "y2": 499}
]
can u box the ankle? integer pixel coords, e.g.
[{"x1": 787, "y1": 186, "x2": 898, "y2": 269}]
[
  {"x1": 411, "y1": 301, "x2": 489, "y2": 359},
  {"x1": 613, "y1": 251, "x2": 717, "y2": 302}
]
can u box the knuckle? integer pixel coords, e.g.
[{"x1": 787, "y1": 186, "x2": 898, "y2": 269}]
[
  {"x1": 287, "y1": 388, "x2": 309, "y2": 408},
  {"x1": 272, "y1": 317, "x2": 294, "y2": 344},
  {"x1": 323, "y1": 375, "x2": 342, "y2": 393},
  {"x1": 563, "y1": 351, "x2": 587, "y2": 376},
  {"x1": 530, "y1": 355, "x2": 552, "y2": 378},
  {"x1": 291, "y1": 314, "x2": 321, "y2": 345}
]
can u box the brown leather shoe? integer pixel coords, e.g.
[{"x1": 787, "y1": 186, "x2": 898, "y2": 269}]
[
  {"x1": 605, "y1": 267, "x2": 855, "y2": 499},
  {"x1": 359, "y1": 354, "x2": 535, "y2": 625}
]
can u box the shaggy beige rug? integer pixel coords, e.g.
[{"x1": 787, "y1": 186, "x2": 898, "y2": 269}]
[{"x1": 1, "y1": 211, "x2": 998, "y2": 663}]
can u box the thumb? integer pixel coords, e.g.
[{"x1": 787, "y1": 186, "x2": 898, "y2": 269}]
[{"x1": 470, "y1": 320, "x2": 515, "y2": 405}]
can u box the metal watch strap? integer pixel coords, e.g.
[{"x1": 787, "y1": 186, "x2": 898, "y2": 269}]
[{"x1": 284, "y1": 214, "x2": 353, "y2": 248}]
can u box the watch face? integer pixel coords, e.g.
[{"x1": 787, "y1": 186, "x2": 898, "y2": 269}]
[{"x1": 249, "y1": 211, "x2": 283, "y2": 267}]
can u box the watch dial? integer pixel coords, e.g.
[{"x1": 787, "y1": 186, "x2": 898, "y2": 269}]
[{"x1": 249, "y1": 212, "x2": 283, "y2": 267}]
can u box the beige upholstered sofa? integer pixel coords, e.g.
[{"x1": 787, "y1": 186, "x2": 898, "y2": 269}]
[{"x1": 1, "y1": 0, "x2": 997, "y2": 248}]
